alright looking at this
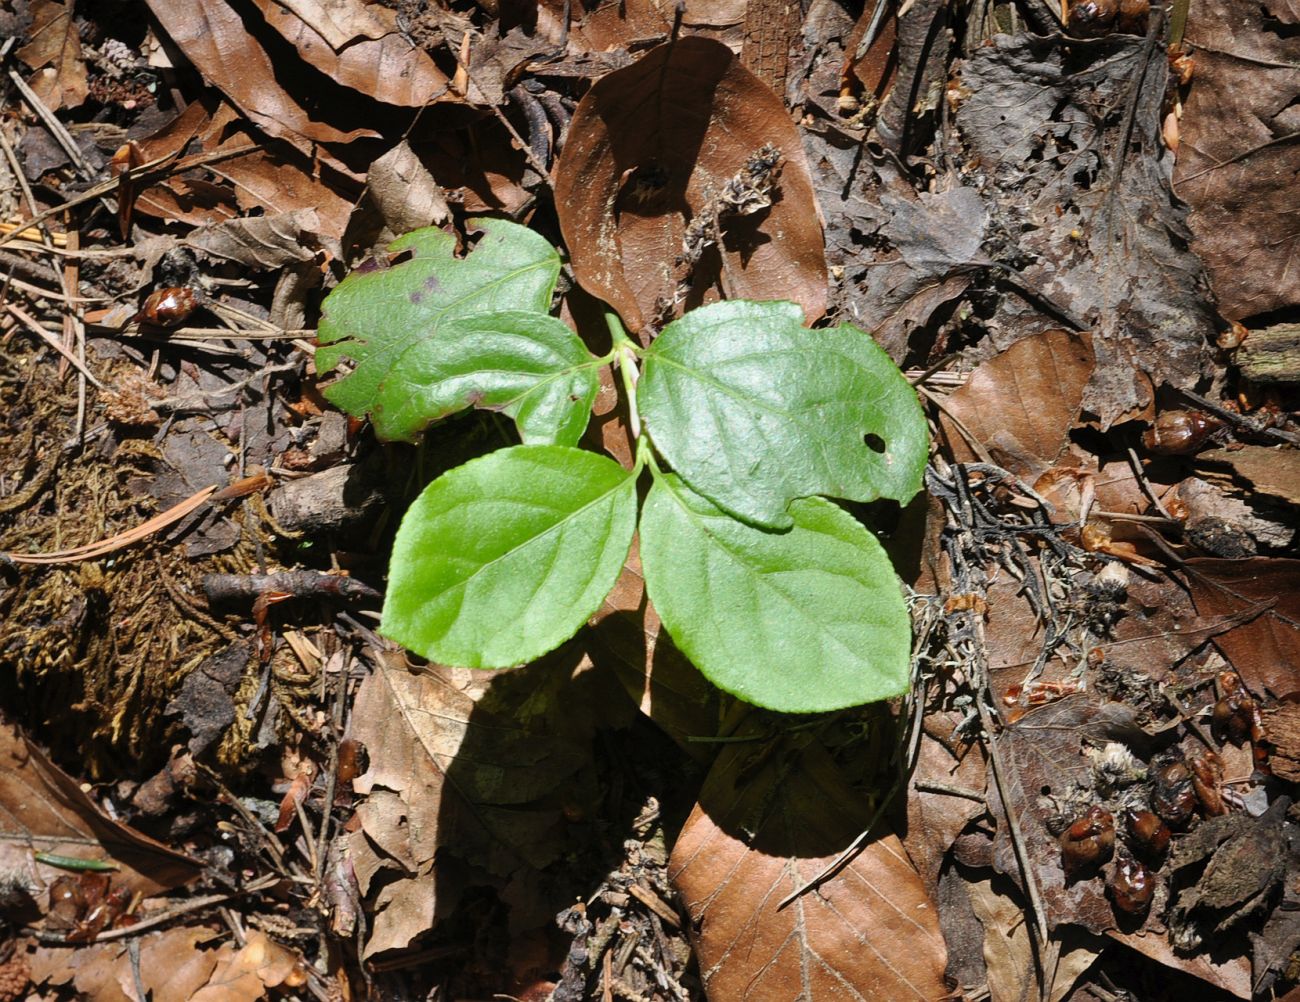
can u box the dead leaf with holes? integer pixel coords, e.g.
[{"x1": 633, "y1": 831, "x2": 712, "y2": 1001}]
[
  {"x1": 555, "y1": 36, "x2": 826, "y2": 338},
  {"x1": 669, "y1": 736, "x2": 948, "y2": 999}
]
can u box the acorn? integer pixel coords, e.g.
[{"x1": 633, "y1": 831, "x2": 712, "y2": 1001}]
[
  {"x1": 1109, "y1": 852, "x2": 1154, "y2": 915},
  {"x1": 1060, "y1": 805, "x2": 1115, "y2": 878},
  {"x1": 1141, "y1": 410, "x2": 1222, "y2": 455}
]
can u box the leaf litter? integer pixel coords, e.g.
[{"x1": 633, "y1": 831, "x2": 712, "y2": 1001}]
[{"x1": 1, "y1": 0, "x2": 1299, "y2": 997}]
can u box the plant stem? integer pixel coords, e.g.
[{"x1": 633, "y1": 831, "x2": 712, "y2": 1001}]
[{"x1": 605, "y1": 311, "x2": 643, "y2": 440}]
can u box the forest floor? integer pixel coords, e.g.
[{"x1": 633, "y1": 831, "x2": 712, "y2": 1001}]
[{"x1": 1, "y1": 0, "x2": 1299, "y2": 999}]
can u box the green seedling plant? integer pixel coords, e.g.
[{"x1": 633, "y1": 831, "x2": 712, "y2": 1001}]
[{"x1": 316, "y1": 220, "x2": 929, "y2": 713}]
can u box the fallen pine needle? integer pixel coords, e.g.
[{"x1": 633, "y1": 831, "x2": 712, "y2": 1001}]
[{"x1": 3, "y1": 484, "x2": 217, "y2": 565}]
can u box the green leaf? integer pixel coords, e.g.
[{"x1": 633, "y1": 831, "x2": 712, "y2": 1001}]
[
  {"x1": 639, "y1": 472, "x2": 911, "y2": 712},
  {"x1": 638, "y1": 300, "x2": 928, "y2": 529},
  {"x1": 382, "y1": 445, "x2": 638, "y2": 668},
  {"x1": 317, "y1": 220, "x2": 564, "y2": 443}
]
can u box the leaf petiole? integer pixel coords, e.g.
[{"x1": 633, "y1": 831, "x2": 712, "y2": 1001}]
[{"x1": 605, "y1": 311, "x2": 644, "y2": 440}]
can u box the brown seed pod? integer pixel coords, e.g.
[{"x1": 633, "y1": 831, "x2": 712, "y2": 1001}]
[
  {"x1": 1125, "y1": 808, "x2": 1171, "y2": 861},
  {"x1": 1060, "y1": 805, "x2": 1115, "y2": 878},
  {"x1": 1109, "y1": 853, "x2": 1154, "y2": 915},
  {"x1": 1141, "y1": 410, "x2": 1222, "y2": 455},
  {"x1": 1150, "y1": 760, "x2": 1196, "y2": 827},
  {"x1": 137, "y1": 286, "x2": 198, "y2": 328}
]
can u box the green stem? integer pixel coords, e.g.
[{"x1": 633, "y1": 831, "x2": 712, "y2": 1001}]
[{"x1": 605, "y1": 311, "x2": 643, "y2": 441}]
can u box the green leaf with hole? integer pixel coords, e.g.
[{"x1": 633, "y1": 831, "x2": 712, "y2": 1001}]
[
  {"x1": 639, "y1": 471, "x2": 911, "y2": 712},
  {"x1": 317, "y1": 220, "x2": 566, "y2": 443},
  {"x1": 382, "y1": 445, "x2": 638, "y2": 668},
  {"x1": 638, "y1": 300, "x2": 928, "y2": 529}
]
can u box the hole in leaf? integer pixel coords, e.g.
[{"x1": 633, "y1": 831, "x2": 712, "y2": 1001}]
[
  {"x1": 863, "y1": 433, "x2": 886, "y2": 454},
  {"x1": 1041, "y1": 785, "x2": 1053, "y2": 796}
]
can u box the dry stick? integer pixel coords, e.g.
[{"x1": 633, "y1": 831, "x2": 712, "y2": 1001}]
[
  {"x1": 35, "y1": 875, "x2": 281, "y2": 944},
  {"x1": 0, "y1": 144, "x2": 260, "y2": 251},
  {"x1": 5, "y1": 303, "x2": 105, "y2": 388},
  {"x1": 313, "y1": 666, "x2": 351, "y2": 891},
  {"x1": 917, "y1": 383, "x2": 996, "y2": 466},
  {"x1": 1125, "y1": 445, "x2": 1174, "y2": 520},
  {"x1": 5, "y1": 68, "x2": 91, "y2": 176}
]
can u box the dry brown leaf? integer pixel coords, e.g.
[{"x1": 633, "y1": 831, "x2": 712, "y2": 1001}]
[
  {"x1": 352, "y1": 140, "x2": 451, "y2": 249},
  {"x1": 938, "y1": 329, "x2": 1095, "y2": 479},
  {"x1": 1107, "y1": 929, "x2": 1252, "y2": 998},
  {"x1": 185, "y1": 209, "x2": 323, "y2": 269},
  {"x1": 1173, "y1": 0, "x2": 1300, "y2": 320},
  {"x1": 555, "y1": 36, "x2": 826, "y2": 337},
  {"x1": 669, "y1": 738, "x2": 948, "y2": 999},
  {"x1": 965, "y1": 877, "x2": 1101, "y2": 1002},
  {"x1": 191, "y1": 932, "x2": 301, "y2": 1002},
  {"x1": 0, "y1": 721, "x2": 201, "y2": 898},
  {"x1": 250, "y1": 0, "x2": 450, "y2": 108},
  {"x1": 904, "y1": 715, "x2": 987, "y2": 894},
  {"x1": 1197, "y1": 446, "x2": 1300, "y2": 507},
  {"x1": 348, "y1": 652, "x2": 629, "y2": 956},
  {"x1": 16, "y1": 0, "x2": 88, "y2": 110},
  {"x1": 988, "y1": 695, "x2": 1158, "y2": 935},
  {"x1": 1184, "y1": 558, "x2": 1300, "y2": 699},
  {"x1": 144, "y1": 0, "x2": 380, "y2": 148},
  {"x1": 28, "y1": 928, "x2": 223, "y2": 1002}
]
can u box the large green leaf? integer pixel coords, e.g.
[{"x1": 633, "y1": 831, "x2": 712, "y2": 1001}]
[
  {"x1": 317, "y1": 220, "x2": 564, "y2": 443},
  {"x1": 639, "y1": 472, "x2": 911, "y2": 712},
  {"x1": 638, "y1": 300, "x2": 928, "y2": 529},
  {"x1": 383, "y1": 445, "x2": 638, "y2": 668}
]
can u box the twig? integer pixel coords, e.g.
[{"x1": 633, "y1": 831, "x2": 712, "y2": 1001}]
[{"x1": 34, "y1": 875, "x2": 280, "y2": 944}]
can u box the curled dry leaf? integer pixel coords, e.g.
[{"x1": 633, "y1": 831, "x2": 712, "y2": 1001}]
[
  {"x1": 250, "y1": 0, "x2": 450, "y2": 108},
  {"x1": 144, "y1": 0, "x2": 380, "y2": 148},
  {"x1": 0, "y1": 722, "x2": 201, "y2": 899},
  {"x1": 554, "y1": 36, "x2": 826, "y2": 337},
  {"x1": 669, "y1": 739, "x2": 947, "y2": 999}
]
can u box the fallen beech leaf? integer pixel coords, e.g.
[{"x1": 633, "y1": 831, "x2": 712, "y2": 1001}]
[
  {"x1": 555, "y1": 36, "x2": 826, "y2": 337},
  {"x1": 192, "y1": 932, "x2": 301, "y2": 1001},
  {"x1": 360, "y1": 140, "x2": 451, "y2": 242},
  {"x1": 347, "y1": 652, "x2": 630, "y2": 956},
  {"x1": 938, "y1": 330, "x2": 1095, "y2": 478},
  {"x1": 0, "y1": 721, "x2": 202, "y2": 898},
  {"x1": 29, "y1": 928, "x2": 224, "y2": 1002},
  {"x1": 988, "y1": 695, "x2": 1158, "y2": 935},
  {"x1": 1173, "y1": 0, "x2": 1300, "y2": 319},
  {"x1": 1184, "y1": 558, "x2": 1300, "y2": 699},
  {"x1": 905, "y1": 716, "x2": 987, "y2": 894},
  {"x1": 669, "y1": 738, "x2": 947, "y2": 999},
  {"x1": 16, "y1": 0, "x2": 88, "y2": 110},
  {"x1": 144, "y1": 0, "x2": 380, "y2": 148},
  {"x1": 250, "y1": 0, "x2": 450, "y2": 108}
]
